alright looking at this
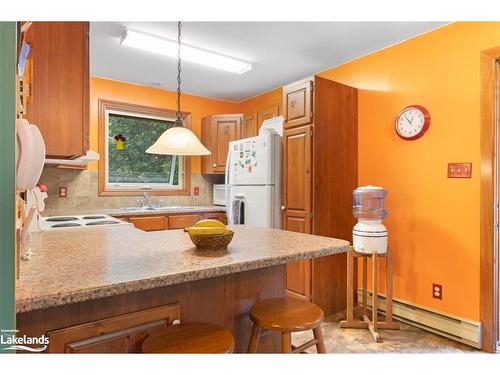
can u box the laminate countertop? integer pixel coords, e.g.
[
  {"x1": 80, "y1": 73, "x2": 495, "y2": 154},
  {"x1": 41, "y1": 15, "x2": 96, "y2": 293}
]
[{"x1": 16, "y1": 225, "x2": 349, "y2": 313}]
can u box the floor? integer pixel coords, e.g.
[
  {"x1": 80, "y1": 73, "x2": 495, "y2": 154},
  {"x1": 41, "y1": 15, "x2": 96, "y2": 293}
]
[{"x1": 292, "y1": 314, "x2": 478, "y2": 353}]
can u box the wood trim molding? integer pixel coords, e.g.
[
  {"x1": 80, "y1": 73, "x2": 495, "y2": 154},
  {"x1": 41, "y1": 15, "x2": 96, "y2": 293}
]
[
  {"x1": 480, "y1": 46, "x2": 500, "y2": 353},
  {"x1": 97, "y1": 99, "x2": 192, "y2": 197}
]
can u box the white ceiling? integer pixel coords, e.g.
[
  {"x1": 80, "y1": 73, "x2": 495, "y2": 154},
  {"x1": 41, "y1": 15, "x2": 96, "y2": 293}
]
[{"x1": 90, "y1": 22, "x2": 447, "y2": 102}]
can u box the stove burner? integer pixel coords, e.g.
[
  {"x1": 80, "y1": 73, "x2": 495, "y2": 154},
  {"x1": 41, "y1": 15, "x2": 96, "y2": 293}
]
[
  {"x1": 46, "y1": 216, "x2": 79, "y2": 222},
  {"x1": 82, "y1": 215, "x2": 107, "y2": 220},
  {"x1": 51, "y1": 223, "x2": 82, "y2": 228},
  {"x1": 85, "y1": 220, "x2": 120, "y2": 226}
]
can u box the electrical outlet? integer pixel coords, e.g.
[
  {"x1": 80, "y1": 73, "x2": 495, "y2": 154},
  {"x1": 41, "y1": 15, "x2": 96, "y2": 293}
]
[
  {"x1": 432, "y1": 283, "x2": 442, "y2": 300},
  {"x1": 193, "y1": 186, "x2": 200, "y2": 196},
  {"x1": 59, "y1": 186, "x2": 67, "y2": 198}
]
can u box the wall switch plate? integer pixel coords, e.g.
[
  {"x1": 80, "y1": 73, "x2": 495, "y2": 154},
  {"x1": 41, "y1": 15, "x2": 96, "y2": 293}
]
[
  {"x1": 59, "y1": 186, "x2": 67, "y2": 198},
  {"x1": 193, "y1": 186, "x2": 200, "y2": 196},
  {"x1": 432, "y1": 283, "x2": 442, "y2": 300},
  {"x1": 447, "y1": 163, "x2": 472, "y2": 178}
]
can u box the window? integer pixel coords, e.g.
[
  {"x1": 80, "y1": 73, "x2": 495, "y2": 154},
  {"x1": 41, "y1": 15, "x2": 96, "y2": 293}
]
[{"x1": 98, "y1": 100, "x2": 191, "y2": 196}]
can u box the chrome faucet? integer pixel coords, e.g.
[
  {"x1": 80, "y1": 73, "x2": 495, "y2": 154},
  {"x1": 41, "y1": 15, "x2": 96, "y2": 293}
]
[{"x1": 143, "y1": 191, "x2": 152, "y2": 207}]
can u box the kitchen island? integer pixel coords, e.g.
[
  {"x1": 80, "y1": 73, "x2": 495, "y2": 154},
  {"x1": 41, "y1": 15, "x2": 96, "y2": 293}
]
[{"x1": 16, "y1": 225, "x2": 349, "y2": 353}]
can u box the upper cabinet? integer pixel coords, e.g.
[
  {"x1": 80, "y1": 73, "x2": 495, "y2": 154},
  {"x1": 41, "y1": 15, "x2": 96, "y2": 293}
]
[
  {"x1": 201, "y1": 114, "x2": 242, "y2": 174},
  {"x1": 242, "y1": 112, "x2": 258, "y2": 138},
  {"x1": 25, "y1": 22, "x2": 90, "y2": 159},
  {"x1": 258, "y1": 105, "x2": 280, "y2": 127},
  {"x1": 283, "y1": 78, "x2": 313, "y2": 129}
]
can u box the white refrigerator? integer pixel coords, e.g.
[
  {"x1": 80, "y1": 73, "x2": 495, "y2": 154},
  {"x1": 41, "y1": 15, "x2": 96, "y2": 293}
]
[{"x1": 225, "y1": 132, "x2": 282, "y2": 228}]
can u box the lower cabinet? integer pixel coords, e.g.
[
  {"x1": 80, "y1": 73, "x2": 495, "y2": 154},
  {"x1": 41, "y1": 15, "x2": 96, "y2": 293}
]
[
  {"x1": 118, "y1": 211, "x2": 227, "y2": 232},
  {"x1": 129, "y1": 216, "x2": 168, "y2": 231},
  {"x1": 46, "y1": 304, "x2": 180, "y2": 353}
]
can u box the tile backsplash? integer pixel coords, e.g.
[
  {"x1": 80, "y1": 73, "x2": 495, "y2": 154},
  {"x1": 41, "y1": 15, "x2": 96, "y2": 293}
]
[{"x1": 39, "y1": 167, "x2": 221, "y2": 216}]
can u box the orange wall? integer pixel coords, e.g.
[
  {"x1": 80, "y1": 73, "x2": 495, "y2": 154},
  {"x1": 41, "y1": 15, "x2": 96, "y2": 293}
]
[
  {"x1": 318, "y1": 22, "x2": 500, "y2": 321},
  {"x1": 89, "y1": 77, "x2": 239, "y2": 172}
]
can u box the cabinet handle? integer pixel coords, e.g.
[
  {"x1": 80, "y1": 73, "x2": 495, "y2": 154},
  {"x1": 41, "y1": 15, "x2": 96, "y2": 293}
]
[
  {"x1": 281, "y1": 205, "x2": 286, "y2": 211},
  {"x1": 213, "y1": 163, "x2": 217, "y2": 168}
]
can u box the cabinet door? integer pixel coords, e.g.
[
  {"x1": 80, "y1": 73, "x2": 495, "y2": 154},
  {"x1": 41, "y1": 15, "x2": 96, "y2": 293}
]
[
  {"x1": 129, "y1": 216, "x2": 167, "y2": 231},
  {"x1": 283, "y1": 79, "x2": 313, "y2": 129},
  {"x1": 283, "y1": 125, "x2": 313, "y2": 301},
  {"x1": 243, "y1": 112, "x2": 258, "y2": 138},
  {"x1": 213, "y1": 115, "x2": 242, "y2": 173},
  {"x1": 201, "y1": 115, "x2": 242, "y2": 174},
  {"x1": 203, "y1": 212, "x2": 228, "y2": 225},
  {"x1": 168, "y1": 214, "x2": 202, "y2": 229},
  {"x1": 25, "y1": 22, "x2": 89, "y2": 158},
  {"x1": 47, "y1": 304, "x2": 180, "y2": 353},
  {"x1": 258, "y1": 105, "x2": 279, "y2": 127}
]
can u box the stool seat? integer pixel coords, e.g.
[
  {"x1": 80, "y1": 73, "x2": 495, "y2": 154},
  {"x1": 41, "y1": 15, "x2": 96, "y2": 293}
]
[
  {"x1": 250, "y1": 298, "x2": 324, "y2": 332},
  {"x1": 142, "y1": 323, "x2": 234, "y2": 354}
]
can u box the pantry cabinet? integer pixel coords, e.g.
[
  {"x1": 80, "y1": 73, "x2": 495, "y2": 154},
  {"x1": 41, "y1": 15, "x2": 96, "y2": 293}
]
[
  {"x1": 25, "y1": 22, "x2": 89, "y2": 159},
  {"x1": 201, "y1": 114, "x2": 243, "y2": 174},
  {"x1": 283, "y1": 125, "x2": 313, "y2": 301},
  {"x1": 283, "y1": 76, "x2": 358, "y2": 315}
]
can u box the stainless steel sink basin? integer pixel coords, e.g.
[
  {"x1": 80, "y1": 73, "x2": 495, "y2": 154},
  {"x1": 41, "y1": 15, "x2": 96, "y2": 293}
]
[{"x1": 118, "y1": 206, "x2": 200, "y2": 212}]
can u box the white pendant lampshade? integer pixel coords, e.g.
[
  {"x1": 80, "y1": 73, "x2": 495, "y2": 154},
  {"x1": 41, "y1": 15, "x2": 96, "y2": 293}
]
[{"x1": 145, "y1": 126, "x2": 210, "y2": 156}]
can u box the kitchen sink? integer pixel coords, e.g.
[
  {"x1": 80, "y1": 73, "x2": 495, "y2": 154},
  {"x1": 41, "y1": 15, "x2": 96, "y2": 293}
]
[{"x1": 118, "y1": 206, "x2": 200, "y2": 212}]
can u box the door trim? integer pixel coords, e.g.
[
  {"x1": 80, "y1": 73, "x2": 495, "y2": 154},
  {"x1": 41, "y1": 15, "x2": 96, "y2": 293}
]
[{"x1": 480, "y1": 46, "x2": 500, "y2": 353}]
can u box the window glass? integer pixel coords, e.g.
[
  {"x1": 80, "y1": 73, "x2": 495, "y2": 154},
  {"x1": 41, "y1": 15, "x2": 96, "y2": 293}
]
[{"x1": 105, "y1": 112, "x2": 182, "y2": 189}]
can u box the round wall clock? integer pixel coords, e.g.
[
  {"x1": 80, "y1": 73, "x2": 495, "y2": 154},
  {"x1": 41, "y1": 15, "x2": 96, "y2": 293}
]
[{"x1": 395, "y1": 105, "x2": 430, "y2": 140}]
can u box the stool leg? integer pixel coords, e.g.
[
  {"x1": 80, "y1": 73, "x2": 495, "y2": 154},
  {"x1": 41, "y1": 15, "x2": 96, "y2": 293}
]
[
  {"x1": 312, "y1": 327, "x2": 327, "y2": 354},
  {"x1": 281, "y1": 332, "x2": 292, "y2": 353},
  {"x1": 247, "y1": 323, "x2": 260, "y2": 353}
]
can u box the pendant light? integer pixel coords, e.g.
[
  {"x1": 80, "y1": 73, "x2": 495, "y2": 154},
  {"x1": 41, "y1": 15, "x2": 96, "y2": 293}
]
[{"x1": 146, "y1": 22, "x2": 211, "y2": 156}]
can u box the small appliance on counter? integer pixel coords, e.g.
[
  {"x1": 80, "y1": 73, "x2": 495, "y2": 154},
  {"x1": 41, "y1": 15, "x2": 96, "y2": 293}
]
[
  {"x1": 352, "y1": 185, "x2": 388, "y2": 254},
  {"x1": 39, "y1": 215, "x2": 132, "y2": 231}
]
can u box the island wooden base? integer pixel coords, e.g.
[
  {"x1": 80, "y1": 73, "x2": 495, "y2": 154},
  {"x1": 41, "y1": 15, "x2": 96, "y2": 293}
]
[{"x1": 16, "y1": 265, "x2": 286, "y2": 353}]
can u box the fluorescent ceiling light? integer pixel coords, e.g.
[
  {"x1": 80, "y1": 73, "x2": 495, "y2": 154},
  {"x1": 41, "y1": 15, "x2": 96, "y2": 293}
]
[{"x1": 120, "y1": 30, "x2": 252, "y2": 75}]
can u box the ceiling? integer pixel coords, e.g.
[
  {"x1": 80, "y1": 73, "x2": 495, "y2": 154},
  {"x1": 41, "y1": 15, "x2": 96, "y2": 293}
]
[{"x1": 90, "y1": 22, "x2": 447, "y2": 102}]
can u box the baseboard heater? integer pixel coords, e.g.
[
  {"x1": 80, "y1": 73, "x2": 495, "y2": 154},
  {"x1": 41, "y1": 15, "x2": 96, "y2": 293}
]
[{"x1": 356, "y1": 289, "x2": 481, "y2": 349}]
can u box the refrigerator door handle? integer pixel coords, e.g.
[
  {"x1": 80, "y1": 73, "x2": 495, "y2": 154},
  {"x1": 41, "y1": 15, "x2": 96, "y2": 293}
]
[{"x1": 225, "y1": 145, "x2": 232, "y2": 224}]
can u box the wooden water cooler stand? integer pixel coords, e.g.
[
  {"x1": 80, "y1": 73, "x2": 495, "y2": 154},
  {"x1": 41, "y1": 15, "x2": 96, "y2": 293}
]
[{"x1": 340, "y1": 246, "x2": 400, "y2": 342}]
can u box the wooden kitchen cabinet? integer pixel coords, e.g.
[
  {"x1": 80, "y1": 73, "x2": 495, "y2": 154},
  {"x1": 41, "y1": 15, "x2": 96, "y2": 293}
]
[
  {"x1": 283, "y1": 125, "x2": 313, "y2": 301},
  {"x1": 243, "y1": 112, "x2": 258, "y2": 138},
  {"x1": 25, "y1": 22, "x2": 89, "y2": 158},
  {"x1": 283, "y1": 77, "x2": 358, "y2": 315},
  {"x1": 283, "y1": 78, "x2": 313, "y2": 129},
  {"x1": 201, "y1": 114, "x2": 243, "y2": 174},
  {"x1": 120, "y1": 211, "x2": 227, "y2": 232},
  {"x1": 258, "y1": 105, "x2": 280, "y2": 127},
  {"x1": 203, "y1": 211, "x2": 228, "y2": 224},
  {"x1": 129, "y1": 216, "x2": 167, "y2": 231},
  {"x1": 168, "y1": 214, "x2": 202, "y2": 229},
  {"x1": 47, "y1": 304, "x2": 180, "y2": 353}
]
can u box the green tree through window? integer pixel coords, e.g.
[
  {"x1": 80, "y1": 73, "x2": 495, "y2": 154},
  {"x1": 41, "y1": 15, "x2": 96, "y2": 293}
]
[{"x1": 107, "y1": 113, "x2": 180, "y2": 186}]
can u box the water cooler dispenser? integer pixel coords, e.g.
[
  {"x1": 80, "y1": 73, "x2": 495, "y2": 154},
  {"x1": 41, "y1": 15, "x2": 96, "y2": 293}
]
[{"x1": 352, "y1": 185, "x2": 388, "y2": 254}]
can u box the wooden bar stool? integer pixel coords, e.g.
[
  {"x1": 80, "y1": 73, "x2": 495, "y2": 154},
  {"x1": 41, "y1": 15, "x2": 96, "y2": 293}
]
[
  {"x1": 141, "y1": 323, "x2": 235, "y2": 354},
  {"x1": 247, "y1": 298, "x2": 327, "y2": 354}
]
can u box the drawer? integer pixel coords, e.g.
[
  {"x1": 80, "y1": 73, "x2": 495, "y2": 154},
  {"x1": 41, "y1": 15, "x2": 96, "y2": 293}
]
[
  {"x1": 168, "y1": 214, "x2": 202, "y2": 230},
  {"x1": 129, "y1": 216, "x2": 167, "y2": 231}
]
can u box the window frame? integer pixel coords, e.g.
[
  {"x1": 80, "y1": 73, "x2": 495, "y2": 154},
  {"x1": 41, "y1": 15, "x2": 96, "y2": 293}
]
[{"x1": 98, "y1": 99, "x2": 191, "y2": 196}]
